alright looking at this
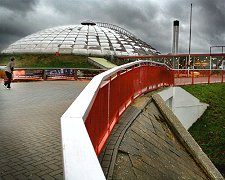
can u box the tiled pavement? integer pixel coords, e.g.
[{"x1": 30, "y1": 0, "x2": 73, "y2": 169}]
[
  {"x1": 99, "y1": 93, "x2": 210, "y2": 180},
  {"x1": 0, "y1": 81, "x2": 88, "y2": 180}
]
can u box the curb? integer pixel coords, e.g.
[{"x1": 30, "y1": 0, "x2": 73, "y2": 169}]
[
  {"x1": 152, "y1": 94, "x2": 224, "y2": 180},
  {"x1": 107, "y1": 96, "x2": 151, "y2": 180}
]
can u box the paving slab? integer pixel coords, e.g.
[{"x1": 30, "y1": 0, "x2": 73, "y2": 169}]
[{"x1": 99, "y1": 92, "x2": 212, "y2": 180}]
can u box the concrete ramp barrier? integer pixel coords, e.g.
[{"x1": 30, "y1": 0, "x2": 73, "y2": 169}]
[
  {"x1": 152, "y1": 94, "x2": 224, "y2": 180},
  {"x1": 158, "y1": 87, "x2": 208, "y2": 129}
]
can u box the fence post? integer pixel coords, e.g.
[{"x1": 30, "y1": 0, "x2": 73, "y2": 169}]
[
  {"x1": 73, "y1": 69, "x2": 78, "y2": 80},
  {"x1": 191, "y1": 70, "x2": 194, "y2": 85},
  {"x1": 42, "y1": 70, "x2": 47, "y2": 80},
  {"x1": 208, "y1": 70, "x2": 211, "y2": 84},
  {"x1": 107, "y1": 76, "x2": 111, "y2": 133},
  {"x1": 222, "y1": 70, "x2": 224, "y2": 83}
]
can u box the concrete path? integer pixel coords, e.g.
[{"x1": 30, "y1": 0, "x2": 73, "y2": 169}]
[
  {"x1": 99, "y1": 92, "x2": 210, "y2": 180},
  {"x1": 0, "y1": 81, "x2": 88, "y2": 179},
  {"x1": 88, "y1": 57, "x2": 117, "y2": 69}
]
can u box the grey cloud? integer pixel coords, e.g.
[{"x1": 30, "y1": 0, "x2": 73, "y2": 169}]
[
  {"x1": 0, "y1": 14, "x2": 27, "y2": 50},
  {"x1": 0, "y1": 0, "x2": 39, "y2": 13},
  {"x1": 194, "y1": 0, "x2": 225, "y2": 41},
  {"x1": 0, "y1": 0, "x2": 41, "y2": 49},
  {"x1": 0, "y1": 0, "x2": 225, "y2": 54},
  {"x1": 0, "y1": 7, "x2": 41, "y2": 50}
]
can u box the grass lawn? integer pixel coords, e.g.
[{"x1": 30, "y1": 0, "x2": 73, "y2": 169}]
[
  {"x1": 0, "y1": 54, "x2": 96, "y2": 68},
  {"x1": 182, "y1": 83, "x2": 225, "y2": 176}
]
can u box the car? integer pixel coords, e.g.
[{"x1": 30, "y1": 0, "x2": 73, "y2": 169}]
[
  {"x1": 190, "y1": 71, "x2": 200, "y2": 77},
  {"x1": 0, "y1": 65, "x2": 6, "y2": 79}
]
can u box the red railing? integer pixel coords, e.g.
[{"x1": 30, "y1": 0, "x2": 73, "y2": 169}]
[
  {"x1": 174, "y1": 69, "x2": 224, "y2": 85},
  {"x1": 84, "y1": 62, "x2": 174, "y2": 155},
  {"x1": 61, "y1": 60, "x2": 224, "y2": 179},
  {"x1": 85, "y1": 65, "x2": 224, "y2": 155}
]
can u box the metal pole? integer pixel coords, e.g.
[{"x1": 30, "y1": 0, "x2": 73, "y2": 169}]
[
  {"x1": 188, "y1": 3, "x2": 192, "y2": 77},
  {"x1": 188, "y1": 3, "x2": 192, "y2": 57}
]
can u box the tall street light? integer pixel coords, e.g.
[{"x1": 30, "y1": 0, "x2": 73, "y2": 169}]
[{"x1": 188, "y1": 3, "x2": 193, "y2": 75}]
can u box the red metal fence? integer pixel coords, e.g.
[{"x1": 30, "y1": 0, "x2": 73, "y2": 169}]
[
  {"x1": 174, "y1": 69, "x2": 224, "y2": 85},
  {"x1": 61, "y1": 60, "x2": 224, "y2": 179},
  {"x1": 84, "y1": 62, "x2": 174, "y2": 155},
  {"x1": 84, "y1": 64, "x2": 224, "y2": 155}
]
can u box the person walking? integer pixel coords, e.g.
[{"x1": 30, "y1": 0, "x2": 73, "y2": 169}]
[{"x1": 3, "y1": 57, "x2": 15, "y2": 89}]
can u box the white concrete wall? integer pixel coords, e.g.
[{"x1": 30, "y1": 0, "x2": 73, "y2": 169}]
[{"x1": 158, "y1": 87, "x2": 208, "y2": 129}]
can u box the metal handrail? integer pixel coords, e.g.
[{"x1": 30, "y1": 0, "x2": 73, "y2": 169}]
[
  {"x1": 61, "y1": 60, "x2": 173, "y2": 180},
  {"x1": 62, "y1": 60, "x2": 171, "y2": 120}
]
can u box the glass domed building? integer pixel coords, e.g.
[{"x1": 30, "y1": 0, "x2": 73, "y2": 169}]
[{"x1": 2, "y1": 21, "x2": 159, "y2": 56}]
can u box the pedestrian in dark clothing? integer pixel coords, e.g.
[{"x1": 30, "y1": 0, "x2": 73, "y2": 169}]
[{"x1": 3, "y1": 57, "x2": 15, "y2": 89}]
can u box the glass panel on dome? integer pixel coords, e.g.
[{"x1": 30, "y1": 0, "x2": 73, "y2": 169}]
[
  {"x1": 105, "y1": 34, "x2": 114, "y2": 38},
  {"x1": 13, "y1": 45, "x2": 22, "y2": 49},
  {"x1": 42, "y1": 41, "x2": 51, "y2": 44},
  {"x1": 99, "y1": 39, "x2": 108, "y2": 43},
  {"x1": 31, "y1": 41, "x2": 40, "y2": 44},
  {"x1": 102, "y1": 47, "x2": 110, "y2": 50},
  {"x1": 110, "y1": 40, "x2": 118, "y2": 44},
  {"x1": 73, "y1": 45, "x2": 85, "y2": 49},
  {"x1": 35, "y1": 38, "x2": 45, "y2": 41},
  {"x1": 62, "y1": 41, "x2": 74, "y2": 45},
  {"x1": 88, "y1": 38, "x2": 97, "y2": 42},
  {"x1": 100, "y1": 43, "x2": 109, "y2": 47},
  {"x1": 78, "y1": 33, "x2": 87, "y2": 37},
  {"x1": 77, "y1": 35, "x2": 86, "y2": 38},
  {"x1": 72, "y1": 49, "x2": 88, "y2": 54},
  {"x1": 81, "y1": 26, "x2": 88, "y2": 30},
  {"x1": 124, "y1": 45, "x2": 133, "y2": 49},
  {"x1": 88, "y1": 42, "x2": 99, "y2": 46},
  {"x1": 54, "y1": 37, "x2": 65, "y2": 41},
  {"x1": 64, "y1": 37, "x2": 75, "y2": 41},
  {"x1": 48, "y1": 44, "x2": 59, "y2": 48},
  {"x1": 66, "y1": 35, "x2": 76, "y2": 38},
  {"x1": 56, "y1": 35, "x2": 66, "y2": 38},
  {"x1": 35, "y1": 43, "x2": 48, "y2": 48},
  {"x1": 88, "y1": 49, "x2": 102, "y2": 55},
  {"x1": 51, "y1": 41, "x2": 63, "y2": 44},
  {"x1": 88, "y1": 35, "x2": 97, "y2": 39},
  {"x1": 25, "y1": 44, "x2": 36, "y2": 48},
  {"x1": 99, "y1": 36, "x2": 108, "y2": 40},
  {"x1": 59, "y1": 34, "x2": 69, "y2": 36},
  {"x1": 45, "y1": 38, "x2": 54, "y2": 41},
  {"x1": 60, "y1": 44, "x2": 72, "y2": 48},
  {"x1": 75, "y1": 38, "x2": 86, "y2": 43},
  {"x1": 74, "y1": 41, "x2": 87, "y2": 45},
  {"x1": 112, "y1": 44, "x2": 120, "y2": 48}
]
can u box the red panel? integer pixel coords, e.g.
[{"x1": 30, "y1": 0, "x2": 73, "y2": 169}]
[
  {"x1": 85, "y1": 63, "x2": 174, "y2": 155},
  {"x1": 85, "y1": 83, "x2": 109, "y2": 153}
]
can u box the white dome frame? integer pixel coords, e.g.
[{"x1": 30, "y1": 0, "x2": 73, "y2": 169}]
[{"x1": 2, "y1": 22, "x2": 160, "y2": 56}]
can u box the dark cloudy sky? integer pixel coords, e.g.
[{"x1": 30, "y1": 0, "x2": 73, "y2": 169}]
[{"x1": 0, "y1": 0, "x2": 225, "y2": 54}]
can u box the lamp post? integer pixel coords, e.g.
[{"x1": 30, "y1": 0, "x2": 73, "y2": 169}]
[{"x1": 188, "y1": 3, "x2": 193, "y2": 76}]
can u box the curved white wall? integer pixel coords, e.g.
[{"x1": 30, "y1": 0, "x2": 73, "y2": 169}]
[{"x1": 158, "y1": 87, "x2": 208, "y2": 129}]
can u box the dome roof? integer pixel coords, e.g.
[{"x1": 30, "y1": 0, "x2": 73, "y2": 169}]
[{"x1": 2, "y1": 22, "x2": 159, "y2": 56}]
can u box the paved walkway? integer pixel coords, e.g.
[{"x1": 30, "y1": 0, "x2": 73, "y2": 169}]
[
  {"x1": 88, "y1": 57, "x2": 117, "y2": 69},
  {"x1": 0, "y1": 81, "x2": 88, "y2": 179}
]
